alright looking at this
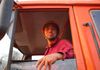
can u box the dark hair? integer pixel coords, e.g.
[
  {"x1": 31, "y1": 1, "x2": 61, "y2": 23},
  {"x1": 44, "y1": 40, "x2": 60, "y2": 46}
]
[{"x1": 43, "y1": 21, "x2": 59, "y2": 35}]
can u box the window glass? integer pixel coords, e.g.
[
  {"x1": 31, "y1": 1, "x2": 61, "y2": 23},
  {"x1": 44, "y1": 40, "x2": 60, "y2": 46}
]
[{"x1": 90, "y1": 10, "x2": 100, "y2": 39}]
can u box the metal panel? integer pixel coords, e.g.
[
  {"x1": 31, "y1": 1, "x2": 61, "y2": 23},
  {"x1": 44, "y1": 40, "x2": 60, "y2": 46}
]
[{"x1": 0, "y1": 0, "x2": 14, "y2": 40}]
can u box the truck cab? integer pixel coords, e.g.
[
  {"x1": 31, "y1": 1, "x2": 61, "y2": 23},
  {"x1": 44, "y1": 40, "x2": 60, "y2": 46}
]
[{"x1": 0, "y1": 0, "x2": 100, "y2": 70}]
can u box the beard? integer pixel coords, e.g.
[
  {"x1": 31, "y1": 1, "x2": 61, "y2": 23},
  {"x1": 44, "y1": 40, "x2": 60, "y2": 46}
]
[{"x1": 47, "y1": 35, "x2": 57, "y2": 41}]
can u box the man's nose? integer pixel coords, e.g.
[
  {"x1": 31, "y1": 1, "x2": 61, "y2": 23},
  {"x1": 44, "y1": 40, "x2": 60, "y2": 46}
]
[{"x1": 48, "y1": 29, "x2": 52, "y2": 32}]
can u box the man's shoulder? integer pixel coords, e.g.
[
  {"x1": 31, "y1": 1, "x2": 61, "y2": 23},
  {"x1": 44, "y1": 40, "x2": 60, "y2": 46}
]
[
  {"x1": 58, "y1": 39, "x2": 71, "y2": 44},
  {"x1": 59, "y1": 39, "x2": 70, "y2": 43}
]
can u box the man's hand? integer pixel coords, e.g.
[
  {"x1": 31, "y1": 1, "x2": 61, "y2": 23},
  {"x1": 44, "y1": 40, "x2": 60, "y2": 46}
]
[{"x1": 36, "y1": 53, "x2": 63, "y2": 70}]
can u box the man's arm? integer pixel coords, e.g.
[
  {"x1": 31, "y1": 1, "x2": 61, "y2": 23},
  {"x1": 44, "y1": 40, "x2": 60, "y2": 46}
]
[
  {"x1": 56, "y1": 40, "x2": 74, "y2": 59},
  {"x1": 36, "y1": 53, "x2": 63, "y2": 70},
  {"x1": 36, "y1": 40, "x2": 74, "y2": 70}
]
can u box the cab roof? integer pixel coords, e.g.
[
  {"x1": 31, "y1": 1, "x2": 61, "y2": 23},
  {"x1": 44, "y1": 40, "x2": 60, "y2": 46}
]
[{"x1": 15, "y1": 0, "x2": 100, "y2": 5}]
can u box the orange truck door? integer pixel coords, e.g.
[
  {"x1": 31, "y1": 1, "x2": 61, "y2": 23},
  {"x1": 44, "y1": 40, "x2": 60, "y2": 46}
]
[{"x1": 73, "y1": 6, "x2": 100, "y2": 70}]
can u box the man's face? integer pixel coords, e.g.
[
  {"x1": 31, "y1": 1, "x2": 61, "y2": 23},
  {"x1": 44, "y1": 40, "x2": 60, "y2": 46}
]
[{"x1": 44, "y1": 26, "x2": 57, "y2": 40}]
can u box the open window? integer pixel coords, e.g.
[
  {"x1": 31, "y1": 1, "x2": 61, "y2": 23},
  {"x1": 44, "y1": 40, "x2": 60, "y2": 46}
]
[
  {"x1": 11, "y1": 8, "x2": 77, "y2": 70},
  {"x1": 14, "y1": 8, "x2": 72, "y2": 58}
]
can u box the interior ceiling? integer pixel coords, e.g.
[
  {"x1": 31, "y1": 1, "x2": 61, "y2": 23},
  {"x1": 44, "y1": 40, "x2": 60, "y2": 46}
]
[{"x1": 14, "y1": 10, "x2": 71, "y2": 55}]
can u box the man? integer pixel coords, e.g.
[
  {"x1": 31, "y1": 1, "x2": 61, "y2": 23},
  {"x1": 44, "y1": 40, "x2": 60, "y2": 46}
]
[{"x1": 36, "y1": 21, "x2": 74, "y2": 70}]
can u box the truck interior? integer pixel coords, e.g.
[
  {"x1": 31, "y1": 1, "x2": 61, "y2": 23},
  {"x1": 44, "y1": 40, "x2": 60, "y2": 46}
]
[{"x1": 14, "y1": 8, "x2": 72, "y2": 57}]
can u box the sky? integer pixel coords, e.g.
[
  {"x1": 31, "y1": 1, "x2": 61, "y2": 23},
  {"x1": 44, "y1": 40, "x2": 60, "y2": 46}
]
[
  {"x1": 0, "y1": 34, "x2": 10, "y2": 58},
  {"x1": 0, "y1": 34, "x2": 23, "y2": 59}
]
